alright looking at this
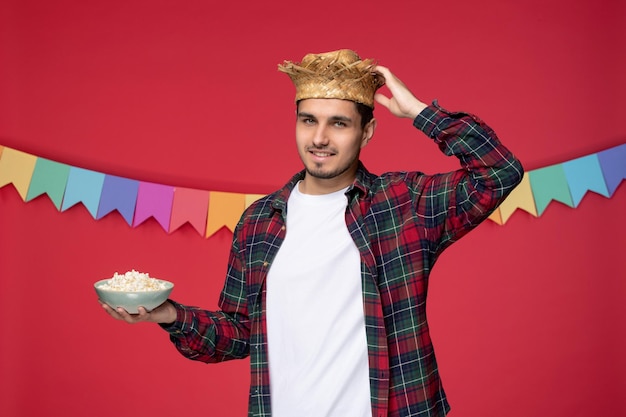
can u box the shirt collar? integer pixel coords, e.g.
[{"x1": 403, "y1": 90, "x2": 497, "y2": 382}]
[{"x1": 270, "y1": 162, "x2": 373, "y2": 214}]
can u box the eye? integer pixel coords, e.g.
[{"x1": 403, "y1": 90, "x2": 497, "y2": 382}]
[
  {"x1": 299, "y1": 117, "x2": 316, "y2": 125},
  {"x1": 333, "y1": 121, "x2": 347, "y2": 128}
]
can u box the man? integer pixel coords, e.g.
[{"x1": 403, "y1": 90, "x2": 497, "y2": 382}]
[{"x1": 102, "y1": 49, "x2": 523, "y2": 417}]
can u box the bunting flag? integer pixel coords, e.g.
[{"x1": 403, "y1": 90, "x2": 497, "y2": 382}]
[
  {"x1": 97, "y1": 175, "x2": 139, "y2": 226},
  {"x1": 488, "y1": 173, "x2": 538, "y2": 224},
  {"x1": 61, "y1": 167, "x2": 105, "y2": 218},
  {"x1": 0, "y1": 143, "x2": 624, "y2": 238},
  {"x1": 206, "y1": 191, "x2": 246, "y2": 237},
  {"x1": 598, "y1": 144, "x2": 626, "y2": 196},
  {"x1": 529, "y1": 164, "x2": 575, "y2": 216},
  {"x1": 245, "y1": 194, "x2": 267, "y2": 209},
  {"x1": 562, "y1": 154, "x2": 610, "y2": 207},
  {"x1": 170, "y1": 187, "x2": 210, "y2": 235},
  {"x1": 0, "y1": 147, "x2": 38, "y2": 200},
  {"x1": 26, "y1": 158, "x2": 71, "y2": 209},
  {"x1": 133, "y1": 182, "x2": 175, "y2": 231}
]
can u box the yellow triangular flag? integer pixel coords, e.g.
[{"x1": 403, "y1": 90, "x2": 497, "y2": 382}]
[
  {"x1": 498, "y1": 173, "x2": 538, "y2": 223},
  {"x1": 206, "y1": 191, "x2": 246, "y2": 238},
  {"x1": 0, "y1": 147, "x2": 38, "y2": 200},
  {"x1": 244, "y1": 193, "x2": 266, "y2": 209}
]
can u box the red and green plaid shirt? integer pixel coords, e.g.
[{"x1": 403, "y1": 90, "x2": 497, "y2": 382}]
[{"x1": 164, "y1": 102, "x2": 523, "y2": 417}]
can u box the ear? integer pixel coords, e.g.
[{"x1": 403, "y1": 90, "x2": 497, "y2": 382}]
[{"x1": 360, "y1": 118, "x2": 377, "y2": 149}]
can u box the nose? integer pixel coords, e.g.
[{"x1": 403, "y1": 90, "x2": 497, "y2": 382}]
[{"x1": 312, "y1": 125, "x2": 329, "y2": 147}]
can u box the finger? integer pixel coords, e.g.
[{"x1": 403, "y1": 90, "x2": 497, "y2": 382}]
[
  {"x1": 101, "y1": 302, "x2": 124, "y2": 320},
  {"x1": 115, "y1": 307, "x2": 131, "y2": 320},
  {"x1": 374, "y1": 93, "x2": 391, "y2": 109},
  {"x1": 376, "y1": 67, "x2": 410, "y2": 97},
  {"x1": 372, "y1": 65, "x2": 390, "y2": 79},
  {"x1": 110, "y1": 307, "x2": 140, "y2": 324},
  {"x1": 136, "y1": 306, "x2": 151, "y2": 320}
]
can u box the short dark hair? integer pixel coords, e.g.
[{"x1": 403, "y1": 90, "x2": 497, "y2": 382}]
[
  {"x1": 296, "y1": 100, "x2": 374, "y2": 129},
  {"x1": 355, "y1": 102, "x2": 374, "y2": 129}
]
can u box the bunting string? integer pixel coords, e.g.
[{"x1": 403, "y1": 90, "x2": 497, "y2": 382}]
[{"x1": 0, "y1": 143, "x2": 624, "y2": 236}]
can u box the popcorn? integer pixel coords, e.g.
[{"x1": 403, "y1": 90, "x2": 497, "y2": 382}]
[{"x1": 98, "y1": 270, "x2": 166, "y2": 292}]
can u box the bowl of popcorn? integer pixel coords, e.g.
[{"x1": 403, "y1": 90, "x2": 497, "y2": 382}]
[{"x1": 94, "y1": 270, "x2": 174, "y2": 314}]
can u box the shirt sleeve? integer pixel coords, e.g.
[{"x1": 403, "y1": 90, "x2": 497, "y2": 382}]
[
  {"x1": 411, "y1": 100, "x2": 524, "y2": 253},
  {"x1": 160, "y1": 233, "x2": 251, "y2": 363}
]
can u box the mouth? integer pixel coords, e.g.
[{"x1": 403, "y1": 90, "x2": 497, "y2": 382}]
[{"x1": 307, "y1": 148, "x2": 336, "y2": 160}]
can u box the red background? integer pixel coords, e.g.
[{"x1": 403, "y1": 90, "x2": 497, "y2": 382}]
[{"x1": 1, "y1": 0, "x2": 625, "y2": 416}]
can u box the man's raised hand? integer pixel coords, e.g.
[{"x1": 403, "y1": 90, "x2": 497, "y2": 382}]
[{"x1": 374, "y1": 65, "x2": 427, "y2": 120}]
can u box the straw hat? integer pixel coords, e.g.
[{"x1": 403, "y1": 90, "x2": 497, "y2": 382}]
[{"x1": 278, "y1": 49, "x2": 385, "y2": 108}]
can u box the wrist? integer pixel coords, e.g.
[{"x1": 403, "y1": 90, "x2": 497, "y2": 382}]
[
  {"x1": 158, "y1": 300, "x2": 178, "y2": 324},
  {"x1": 408, "y1": 101, "x2": 428, "y2": 120}
]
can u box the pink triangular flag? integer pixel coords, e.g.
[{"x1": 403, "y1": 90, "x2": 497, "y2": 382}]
[
  {"x1": 133, "y1": 182, "x2": 175, "y2": 232},
  {"x1": 170, "y1": 187, "x2": 210, "y2": 236}
]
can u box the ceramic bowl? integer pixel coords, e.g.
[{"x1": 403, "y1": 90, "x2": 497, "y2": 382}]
[{"x1": 94, "y1": 279, "x2": 174, "y2": 314}]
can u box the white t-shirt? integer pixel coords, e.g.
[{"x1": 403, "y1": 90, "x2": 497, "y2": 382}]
[{"x1": 266, "y1": 183, "x2": 372, "y2": 417}]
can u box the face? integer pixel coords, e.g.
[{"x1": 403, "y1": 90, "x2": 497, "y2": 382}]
[{"x1": 295, "y1": 98, "x2": 376, "y2": 194}]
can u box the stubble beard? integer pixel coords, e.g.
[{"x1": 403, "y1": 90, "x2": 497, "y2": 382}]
[
  {"x1": 300, "y1": 144, "x2": 361, "y2": 182},
  {"x1": 304, "y1": 151, "x2": 360, "y2": 181},
  {"x1": 305, "y1": 162, "x2": 352, "y2": 180}
]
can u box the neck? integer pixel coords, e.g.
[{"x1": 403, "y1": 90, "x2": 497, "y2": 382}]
[{"x1": 299, "y1": 173, "x2": 355, "y2": 195}]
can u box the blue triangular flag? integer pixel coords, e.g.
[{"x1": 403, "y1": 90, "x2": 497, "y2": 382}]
[
  {"x1": 61, "y1": 167, "x2": 105, "y2": 218},
  {"x1": 562, "y1": 154, "x2": 610, "y2": 207}
]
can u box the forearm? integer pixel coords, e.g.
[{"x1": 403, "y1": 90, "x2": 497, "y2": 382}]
[
  {"x1": 414, "y1": 101, "x2": 523, "y2": 243},
  {"x1": 161, "y1": 300, "x2": 251, "y2": 363},
  {"x1": 160, "y1": 238, "x2": 252, "y2": 363}
]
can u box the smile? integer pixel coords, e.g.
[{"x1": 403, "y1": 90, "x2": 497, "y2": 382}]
[{"x1": 312, "y1": 151, "x2": 332, "y2": 157}]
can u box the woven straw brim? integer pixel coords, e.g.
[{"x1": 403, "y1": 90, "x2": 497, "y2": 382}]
[{"x1": 278, "y1": 50, "x2": 385, "y2": 108}]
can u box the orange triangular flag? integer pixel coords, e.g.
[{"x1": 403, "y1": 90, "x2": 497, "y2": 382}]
[
  {"x1": 206, "y1": 191, "x2": 246, "y2": 238},
  {"x1": 487, "y1": 207, "x2": 503, "y2": 225}
]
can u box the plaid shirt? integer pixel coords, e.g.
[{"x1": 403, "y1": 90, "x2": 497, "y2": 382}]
[{"x1": 164, "y1": 102, "x2": 523, "y2": 416}]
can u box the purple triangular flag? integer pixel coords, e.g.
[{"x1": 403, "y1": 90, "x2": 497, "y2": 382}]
[
  {"x1": 96, "y1": 175, "x2": 140, "y2": 225},
  {"x1": 597, "y1": 144, "x2": 626, "y2": 196}
]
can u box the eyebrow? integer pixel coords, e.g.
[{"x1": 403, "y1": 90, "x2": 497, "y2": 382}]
[{"x1": 297, "y1": 112, "x2": 354, "y2": 123}]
